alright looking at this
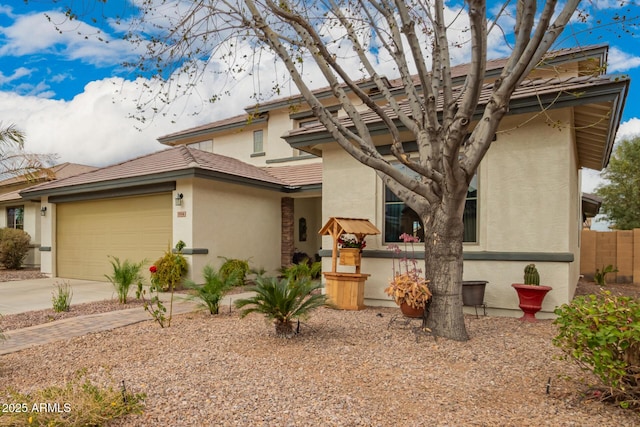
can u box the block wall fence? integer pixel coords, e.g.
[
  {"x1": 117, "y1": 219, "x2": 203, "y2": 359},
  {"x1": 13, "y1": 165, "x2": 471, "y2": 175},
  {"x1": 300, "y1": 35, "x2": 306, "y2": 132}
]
[{"x1": 580, "y1": 229, "x2": 640, "y2": 284}]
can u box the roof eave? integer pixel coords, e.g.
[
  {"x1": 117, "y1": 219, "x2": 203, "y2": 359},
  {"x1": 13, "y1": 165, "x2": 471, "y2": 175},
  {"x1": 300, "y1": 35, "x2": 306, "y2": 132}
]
[
  {"x1": 157, "y1": 116, "x2": 268, "y2": 146},
  {"x1": 284, "y1": 77, "x2": 630, "y2": 156},
  {"x1": 20, "y1": 167, "x2": 293, "y2": 199}
]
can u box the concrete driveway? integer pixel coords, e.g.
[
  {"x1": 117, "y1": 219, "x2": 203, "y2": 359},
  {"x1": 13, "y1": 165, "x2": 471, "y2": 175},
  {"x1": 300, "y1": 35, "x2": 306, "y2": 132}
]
[{"x1": 0, "y1": 278, "x2": 118, "y2": 315}]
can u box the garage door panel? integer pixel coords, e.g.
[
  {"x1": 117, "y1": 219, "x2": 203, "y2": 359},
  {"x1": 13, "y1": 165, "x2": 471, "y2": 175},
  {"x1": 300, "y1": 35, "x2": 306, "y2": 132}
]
[{"x1": 57, "y1": 194, "x2": 172, "y2": 281}]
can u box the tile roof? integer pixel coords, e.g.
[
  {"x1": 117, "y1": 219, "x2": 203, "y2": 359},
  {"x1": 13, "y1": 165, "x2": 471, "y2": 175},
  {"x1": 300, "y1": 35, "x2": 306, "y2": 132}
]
[
  {"x1": 261, "y1": 162, "x2": 322, "y2": 187},
  {"x1": 285, "y1": 74, "x2": 627, "y2": 139},
  {"x1": 0, "y1": 162, "x2": 97, "y2": 187},
  {"x1": 0, "y1": 163, "x2": 98, "y2": 202},
  {"x1": 157, "y1": 44, "x2": 608, "y2": 143},
  {"x1": 20, "y1": 146, "x2": 321, "y2": 197},
  {"x1": 0, "y1": 190, "x2": 24, "y2": 203},
  {"x1": 157, "y1": 113, "x2": 251, "y2": 143}
]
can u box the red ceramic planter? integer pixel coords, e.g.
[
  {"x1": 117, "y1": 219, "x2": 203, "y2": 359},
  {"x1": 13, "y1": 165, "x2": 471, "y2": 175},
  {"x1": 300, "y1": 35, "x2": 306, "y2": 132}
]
[{"x1": 512, "y1": 283, "x2": 552, "y2": 322}]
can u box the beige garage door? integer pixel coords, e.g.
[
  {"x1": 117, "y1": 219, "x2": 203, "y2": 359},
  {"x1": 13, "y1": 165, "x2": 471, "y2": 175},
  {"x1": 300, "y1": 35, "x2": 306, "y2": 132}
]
[{"x1": 56, "y1": 193, "x2": 172, "y2": 281}]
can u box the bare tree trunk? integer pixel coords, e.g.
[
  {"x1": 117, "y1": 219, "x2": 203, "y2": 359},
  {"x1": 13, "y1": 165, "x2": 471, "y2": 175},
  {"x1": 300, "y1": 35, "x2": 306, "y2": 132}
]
[{"x1": 422, "y1": 198, "x2": 469, "y2": 341}]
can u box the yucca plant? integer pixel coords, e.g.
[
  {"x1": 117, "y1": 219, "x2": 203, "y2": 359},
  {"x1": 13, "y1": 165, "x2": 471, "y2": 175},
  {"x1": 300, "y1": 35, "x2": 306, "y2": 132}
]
[
  {"x1": 185, "y1": 265, "x2": 240, "y2": 314},
  {"x1": 234, "y1": 276, "x2": 329, "y2": 338},
  {"x1": 104, "y1": 256, "x2": 145, "y2": 304}
]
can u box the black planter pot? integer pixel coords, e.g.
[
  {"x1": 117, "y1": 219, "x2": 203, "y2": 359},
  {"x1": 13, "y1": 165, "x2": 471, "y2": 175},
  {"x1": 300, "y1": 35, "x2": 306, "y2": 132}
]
[{"x1": 462, "y1": 280, "x2": 488, "y2": 306}]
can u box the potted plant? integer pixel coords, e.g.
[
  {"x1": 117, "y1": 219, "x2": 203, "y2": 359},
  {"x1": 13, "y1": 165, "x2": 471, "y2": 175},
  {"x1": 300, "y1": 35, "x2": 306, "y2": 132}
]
[
  {"x1": 338, "y1": 234, "x2": 366, "y2": 266},
  {"x1": 511, "y1": 264, "x2": 552, "y2": 322},
  {"x1": 384, "y1": 233, "x2": 432, "y2": 318}
]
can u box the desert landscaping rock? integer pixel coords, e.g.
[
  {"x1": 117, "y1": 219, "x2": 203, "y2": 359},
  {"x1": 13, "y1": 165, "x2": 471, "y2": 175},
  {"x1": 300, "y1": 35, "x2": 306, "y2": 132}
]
[
  {"x1": 1, "y1": 271, "x2": 638, "y2": 425},
  {"x1": 2, "y1": 307, "x2": 639, "y2": 426}
]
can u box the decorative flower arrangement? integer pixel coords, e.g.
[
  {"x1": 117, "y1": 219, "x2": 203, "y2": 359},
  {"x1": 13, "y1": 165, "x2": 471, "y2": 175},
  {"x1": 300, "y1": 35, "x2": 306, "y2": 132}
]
[
  {"x1": 384, "y1": 233, "x2": 431, "y2": 309},
  {"x1": 338, "y1": 235, "x2": 366, "y2": 250}
]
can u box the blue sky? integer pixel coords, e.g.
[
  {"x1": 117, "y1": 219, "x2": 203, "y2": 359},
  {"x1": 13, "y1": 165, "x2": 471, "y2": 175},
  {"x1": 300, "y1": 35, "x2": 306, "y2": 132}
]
[{"x1": 1, "y1": 0, "x2": 640, "y2": 207}]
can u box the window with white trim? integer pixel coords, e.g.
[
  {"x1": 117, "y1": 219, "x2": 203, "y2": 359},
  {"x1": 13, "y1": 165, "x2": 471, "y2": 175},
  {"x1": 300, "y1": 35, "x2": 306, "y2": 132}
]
[
  {"x1": 188, "y1": 140, "x2": 213, "y2": 152},
  {"x1": 253, "y1": 130, "x2": 264, "y2": 154},
  {"x1": 7, "y1": 206, "x2": 24, "y2": 230}
]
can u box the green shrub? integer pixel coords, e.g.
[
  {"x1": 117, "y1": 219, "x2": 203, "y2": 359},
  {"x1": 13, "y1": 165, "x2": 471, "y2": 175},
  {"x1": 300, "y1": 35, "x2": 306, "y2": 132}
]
[
  {"x1": 137, "y1": 241, "x2": 187, "y2": 328},
  {"x1": 280, "y1": 260, "x2": 321, "y2": 282},
  {"x1": 152, "y1": 244, "x2": 188, "y2": 291},
  {"x1": 218, "y1": 257, "x2": 250, "y2": 287},
  {"x1": 234, "y1": 276, "x2": 330, "y2": 338},
  {"x1": 52, "y1": 281, "x2": 73, "y2": 312},
  {"x1": 0, "y1": 228, "x2": 31, "y2": 270},
  {"x1": 553, "y1": 290, "x2": 640, "y2": 409},
  {"x1": 104, "y1": 256, "x2": 145, "y2": 304},
  {"x1": 593, "y1": 264, "x2": 619, "y2": 286},
  {"x1": 186, "y1": 265, "x2": 239, "y2": 314},
  {"x1": 0, "y1": 374, "x2": 145, "y2": 426}
]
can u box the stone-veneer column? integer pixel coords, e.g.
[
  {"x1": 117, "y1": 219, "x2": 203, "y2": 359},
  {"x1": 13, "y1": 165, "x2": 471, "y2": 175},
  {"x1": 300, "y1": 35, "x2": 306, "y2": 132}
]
[{"x1": 281, "y1": 197, "x2": 294, "y2": 267}]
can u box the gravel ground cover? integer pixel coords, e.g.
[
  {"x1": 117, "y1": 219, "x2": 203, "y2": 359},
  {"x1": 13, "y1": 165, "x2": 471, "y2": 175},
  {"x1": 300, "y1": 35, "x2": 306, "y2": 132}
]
[{"x1": 1, "y1": 270, "x2": 639, "y2": 426}]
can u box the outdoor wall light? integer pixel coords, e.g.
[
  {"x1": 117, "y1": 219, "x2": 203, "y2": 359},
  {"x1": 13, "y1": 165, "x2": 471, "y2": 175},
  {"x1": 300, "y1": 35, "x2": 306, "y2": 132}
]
[
  {"x1": 175, "y1": 193, "x2": 184, "y2": 207},
  {"x1": 40, "y1": 206, "x2": 47, "y2": 216}
]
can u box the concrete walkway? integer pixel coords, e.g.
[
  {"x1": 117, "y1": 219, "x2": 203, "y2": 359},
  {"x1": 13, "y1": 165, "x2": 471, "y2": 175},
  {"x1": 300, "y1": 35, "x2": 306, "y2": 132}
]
[
  {"x1": 0, "y1": 278, "x2": 120, "y2": 315},
  {"x1": 0, "y1": 278, "x2": 255, "y2": 355}
]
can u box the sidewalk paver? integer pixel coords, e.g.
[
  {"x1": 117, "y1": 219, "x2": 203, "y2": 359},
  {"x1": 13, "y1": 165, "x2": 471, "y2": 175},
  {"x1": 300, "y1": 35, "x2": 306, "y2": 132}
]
[{"x1": 0, "y1": 293, "x2": 254, "y2": 355}]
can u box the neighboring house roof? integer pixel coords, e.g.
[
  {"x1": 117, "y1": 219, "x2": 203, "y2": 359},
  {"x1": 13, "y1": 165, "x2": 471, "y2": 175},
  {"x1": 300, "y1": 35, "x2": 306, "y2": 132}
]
[
  {"x1": 284, "y1": 73, "x2": 629, "y2": 171},
  {"x1": 0, "y1": 162, "x2": 98, "y2": 203},
  {"x1": 20, "y1": 146, "x2": 321, "y2": 200},
  {"x1": 582, "y1": 193, "x2": 603, "y2": 219},
  {"x1": 0, "y1": 162, "x2": 97, "y2": 187},
  {"x1": 0, "y1": 189, "x2": 27, "y2": 203}
]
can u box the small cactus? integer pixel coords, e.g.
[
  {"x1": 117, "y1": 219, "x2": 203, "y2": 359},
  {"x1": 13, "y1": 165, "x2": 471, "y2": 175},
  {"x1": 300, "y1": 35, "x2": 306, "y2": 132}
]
[{"x1": 524, "y1": 264, "x2": 540, "y2": 286}]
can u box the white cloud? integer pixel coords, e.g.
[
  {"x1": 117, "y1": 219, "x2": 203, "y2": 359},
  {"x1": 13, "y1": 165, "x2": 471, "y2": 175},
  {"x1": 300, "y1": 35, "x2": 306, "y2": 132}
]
[
  {"x1": 0, "y1": 11, "x2": 137, "y2": 67},
  {"x1": 0, "y1": 67, "x2": 32, "y2": 85},
  {"x1": 607, "y1": 47, "x2": 640, "y2": 73},
  {"x1": 0, "y1": 49, "x2": 286, "y2": 168},
  {"x1": 0, "y1": 78, "x2": 224, "y2": 168},
  {"x1": 615, "y1": 117, "x2": 640, "y2": 141}
]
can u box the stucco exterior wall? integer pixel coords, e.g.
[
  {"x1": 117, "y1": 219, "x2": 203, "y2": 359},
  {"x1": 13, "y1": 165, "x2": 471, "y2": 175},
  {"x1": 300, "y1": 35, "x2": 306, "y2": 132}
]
[
  {"x1": 294, "y1": 197, "x2": 322, "y2": 260},
  {"x1": 39, "y1": 197, "x2": 54, "y2": 276},
  {"x1": 321, "y1": 109, "x2": 581, "y2": 317},
  {"x1": 179, "y1": 177, "x2": 282, "y2": 283},
  {"x1": 22, "y1": 202, "x2": 42, "y2": 268},
  {"x1": 206, "y1": 124, "x2": 263, "y2": 165}
]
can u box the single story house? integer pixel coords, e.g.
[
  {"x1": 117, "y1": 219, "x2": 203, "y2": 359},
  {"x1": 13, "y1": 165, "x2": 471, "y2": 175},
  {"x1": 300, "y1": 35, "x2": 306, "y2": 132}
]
[{"x1": 21, "y1": 43, "x2": 628, "y2": 317}]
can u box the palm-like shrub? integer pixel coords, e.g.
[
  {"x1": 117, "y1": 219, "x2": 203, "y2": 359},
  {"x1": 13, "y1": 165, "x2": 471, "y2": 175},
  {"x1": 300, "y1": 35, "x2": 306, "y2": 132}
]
[
  {"x1": 234, "y1": 276, "x2": 329, "y2": 338},
  {"x1": 104, "y1": 256, "x2": 145, "y2": 304},
  {"x1": 280, "y1": 260, "x2": 321, "y2": 282},
  {"x1": 186, "y1": 265, "x2": 239, "y2": 314}
]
